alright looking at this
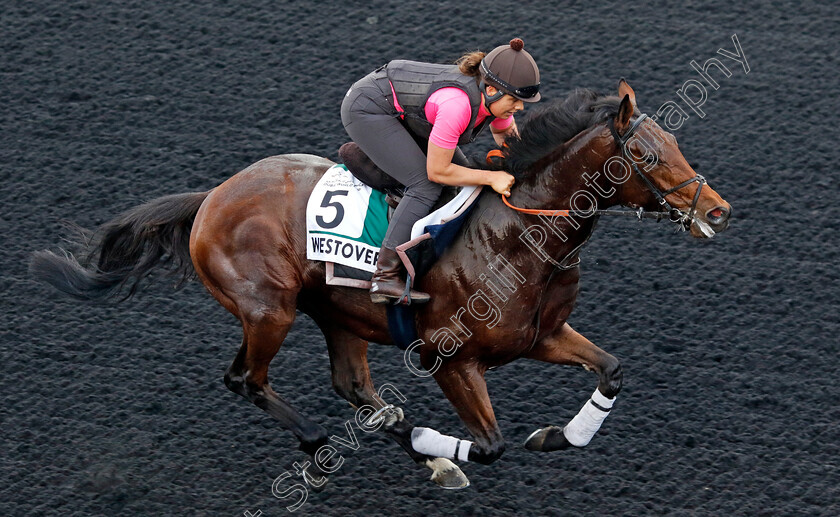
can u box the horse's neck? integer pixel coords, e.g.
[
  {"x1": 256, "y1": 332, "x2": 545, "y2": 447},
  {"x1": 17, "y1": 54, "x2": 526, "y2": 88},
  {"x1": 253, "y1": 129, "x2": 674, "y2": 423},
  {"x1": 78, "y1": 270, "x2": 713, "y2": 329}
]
[
  {"x1": 450, "y1": 129, "x2": 610, "y2": 299},
  {"x1": 518, "y1": 125, "x2": 618, "y2": 210},
  {"x1": 494, "y1": 125, "x2": 617, "y2": 267}
]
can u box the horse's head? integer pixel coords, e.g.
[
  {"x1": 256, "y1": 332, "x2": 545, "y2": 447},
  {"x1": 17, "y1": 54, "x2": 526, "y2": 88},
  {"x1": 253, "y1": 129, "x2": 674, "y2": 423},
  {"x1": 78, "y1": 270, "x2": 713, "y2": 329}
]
[{"x1": 611, "y1": 80, "x2": 731, "y2": 238}]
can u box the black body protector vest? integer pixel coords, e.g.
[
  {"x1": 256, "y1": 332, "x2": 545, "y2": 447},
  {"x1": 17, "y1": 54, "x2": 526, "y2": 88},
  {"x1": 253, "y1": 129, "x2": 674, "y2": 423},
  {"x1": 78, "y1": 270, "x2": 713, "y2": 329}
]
[{"x1": 385, "y1": 60, "x2": 492, "y2": 146}]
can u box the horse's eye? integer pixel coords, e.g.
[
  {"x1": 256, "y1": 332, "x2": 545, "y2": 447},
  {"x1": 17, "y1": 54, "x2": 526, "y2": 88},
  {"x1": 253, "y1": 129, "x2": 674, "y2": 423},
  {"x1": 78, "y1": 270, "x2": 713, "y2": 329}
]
[{"x1": 643, "y1": 154, "x2": 659, "y2": 166}]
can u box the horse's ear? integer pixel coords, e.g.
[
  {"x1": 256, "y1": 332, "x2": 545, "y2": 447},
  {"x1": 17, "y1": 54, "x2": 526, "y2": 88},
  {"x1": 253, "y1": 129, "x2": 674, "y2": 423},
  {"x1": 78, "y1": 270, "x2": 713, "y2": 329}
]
[
  {"x1": 618, "y1": 78, "x2": 636, "y2": 107},
  {"x1": 614, "y1": 94, "x2": 634, "y2": 135}
]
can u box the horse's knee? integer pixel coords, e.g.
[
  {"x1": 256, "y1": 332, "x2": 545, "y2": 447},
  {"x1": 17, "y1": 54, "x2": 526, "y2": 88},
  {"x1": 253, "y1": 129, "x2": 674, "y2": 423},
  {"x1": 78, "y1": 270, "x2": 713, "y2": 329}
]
[
  {"x1": 468, "y1": 439, "x2": 506, "y2": 465},
  {"x1": 599, "y1": 354, "x2": 623, "y2": 398}
]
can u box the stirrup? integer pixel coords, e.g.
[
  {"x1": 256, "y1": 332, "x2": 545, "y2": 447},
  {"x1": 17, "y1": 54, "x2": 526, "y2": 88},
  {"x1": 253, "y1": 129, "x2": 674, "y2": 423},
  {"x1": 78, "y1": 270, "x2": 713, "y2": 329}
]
[
  {"x1": 397, "y1": 275, "x2": 430, "y2": 305},
  {"x1": 400, "y1": 276, "x2": 413, "y2": 305}
]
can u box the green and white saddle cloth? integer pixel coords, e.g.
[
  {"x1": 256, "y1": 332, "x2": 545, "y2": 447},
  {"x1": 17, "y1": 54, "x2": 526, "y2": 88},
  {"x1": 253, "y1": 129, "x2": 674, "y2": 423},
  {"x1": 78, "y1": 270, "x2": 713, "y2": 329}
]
[
  {"x1": 306, "y1": 163, "x2": 481, "y2": 288},
  {"x1": 305, "y1": 164, "x2": 389, "y2": 273}
]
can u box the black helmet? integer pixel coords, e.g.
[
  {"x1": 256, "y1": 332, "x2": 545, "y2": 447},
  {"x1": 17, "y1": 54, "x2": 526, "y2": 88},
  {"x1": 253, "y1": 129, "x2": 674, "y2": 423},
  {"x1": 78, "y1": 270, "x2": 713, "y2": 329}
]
[{"x1": 480, "y1": 38, "x2": 541, "y2": 105}]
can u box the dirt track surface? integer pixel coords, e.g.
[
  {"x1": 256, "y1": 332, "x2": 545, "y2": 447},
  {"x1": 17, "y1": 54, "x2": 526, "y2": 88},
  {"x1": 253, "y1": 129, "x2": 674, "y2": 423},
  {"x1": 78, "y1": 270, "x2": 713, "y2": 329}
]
[{"x1": 3, "y1": 1, "x2": 839, "y2": 515}]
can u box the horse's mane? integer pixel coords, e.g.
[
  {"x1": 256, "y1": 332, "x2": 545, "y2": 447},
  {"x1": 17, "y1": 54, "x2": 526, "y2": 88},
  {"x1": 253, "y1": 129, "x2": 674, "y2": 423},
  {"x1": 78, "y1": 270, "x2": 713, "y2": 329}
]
[{"x1": 503, "y1": 88, "x2": 636, "y2": 179}]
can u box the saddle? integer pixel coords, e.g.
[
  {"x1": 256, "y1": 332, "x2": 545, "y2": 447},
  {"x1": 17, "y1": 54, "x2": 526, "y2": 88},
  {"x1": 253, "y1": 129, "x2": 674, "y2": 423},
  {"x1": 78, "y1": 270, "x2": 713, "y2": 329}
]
[{"x1": 338, "y1": 142, "x2": 460, "y2": 211}]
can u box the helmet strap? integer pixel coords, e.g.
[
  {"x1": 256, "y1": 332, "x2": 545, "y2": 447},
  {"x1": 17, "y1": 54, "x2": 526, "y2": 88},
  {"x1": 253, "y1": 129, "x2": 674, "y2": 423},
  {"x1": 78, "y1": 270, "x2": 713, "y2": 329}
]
[{"x1": 480, "y1": 80, "x2": 505, "y2": 110}]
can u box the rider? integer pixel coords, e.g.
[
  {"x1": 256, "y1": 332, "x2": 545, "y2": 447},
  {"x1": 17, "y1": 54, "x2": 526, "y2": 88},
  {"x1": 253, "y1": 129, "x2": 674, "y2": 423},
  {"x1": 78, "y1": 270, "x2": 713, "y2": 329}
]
[{"x1": 340, "y1": 38, "x2": 541, "y2": 305}]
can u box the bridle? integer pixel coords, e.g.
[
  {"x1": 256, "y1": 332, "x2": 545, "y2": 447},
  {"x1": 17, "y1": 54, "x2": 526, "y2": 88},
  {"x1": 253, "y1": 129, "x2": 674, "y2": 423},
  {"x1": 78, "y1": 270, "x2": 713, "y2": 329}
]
[
  {"x1": 502, "y1": 113, "x2": 707, "y2": 231},
  {"x1": 608, "y1": 113, "x2": 706, "y2": 231}
]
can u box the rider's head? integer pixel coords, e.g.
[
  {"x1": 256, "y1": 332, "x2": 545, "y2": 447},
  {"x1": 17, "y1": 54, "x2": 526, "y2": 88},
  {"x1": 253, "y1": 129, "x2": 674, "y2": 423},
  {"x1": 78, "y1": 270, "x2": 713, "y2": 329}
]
[
  {"x1": 480, "y1": 38, "x2": 541, "y2": 107},
  {"x1": 456, "y1": 38, "x2": 540, "y2": 117}
]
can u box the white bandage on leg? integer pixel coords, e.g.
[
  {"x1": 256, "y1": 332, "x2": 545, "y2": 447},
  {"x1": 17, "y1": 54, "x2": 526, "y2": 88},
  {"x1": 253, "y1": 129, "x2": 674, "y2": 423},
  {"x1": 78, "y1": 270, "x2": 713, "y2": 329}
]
[
  {"x1": 411, "y1": 427, "x2": 472, "y2": 462},
  {"x1": 563, "y1": 388, "x2": 616, "y2": 447}
]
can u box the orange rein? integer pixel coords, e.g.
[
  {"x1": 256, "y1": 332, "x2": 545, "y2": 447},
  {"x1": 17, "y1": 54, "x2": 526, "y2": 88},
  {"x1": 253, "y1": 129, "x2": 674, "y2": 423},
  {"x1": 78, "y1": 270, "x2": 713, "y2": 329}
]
[
  {"x1": 486, "y1": 148, "x2": 572, "y2": 217},
  {"x1": 501, "y1": 194, "x2": 571, "y2": 217}
]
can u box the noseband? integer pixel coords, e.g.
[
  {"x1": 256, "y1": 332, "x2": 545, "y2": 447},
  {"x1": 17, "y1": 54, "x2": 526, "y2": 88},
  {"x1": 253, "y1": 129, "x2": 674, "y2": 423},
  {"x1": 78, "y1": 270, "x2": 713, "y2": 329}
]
[{"x1": 608, "y1": 114, "x2": 706, "y2": 231}]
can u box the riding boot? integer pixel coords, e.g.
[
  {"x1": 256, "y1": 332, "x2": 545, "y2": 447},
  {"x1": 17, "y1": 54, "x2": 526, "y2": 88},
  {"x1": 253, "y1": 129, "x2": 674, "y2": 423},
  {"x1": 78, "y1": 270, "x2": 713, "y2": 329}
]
[{"x1": 370, "y1": 247, "x2": 430, "y2": 305}]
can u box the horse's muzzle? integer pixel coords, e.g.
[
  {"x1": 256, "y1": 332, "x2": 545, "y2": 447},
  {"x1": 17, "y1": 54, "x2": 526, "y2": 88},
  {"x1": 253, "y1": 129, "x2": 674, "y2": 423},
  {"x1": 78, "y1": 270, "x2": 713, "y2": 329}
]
[{"x1": 705, "y1": 205, "x2": 731, "y2": 232}]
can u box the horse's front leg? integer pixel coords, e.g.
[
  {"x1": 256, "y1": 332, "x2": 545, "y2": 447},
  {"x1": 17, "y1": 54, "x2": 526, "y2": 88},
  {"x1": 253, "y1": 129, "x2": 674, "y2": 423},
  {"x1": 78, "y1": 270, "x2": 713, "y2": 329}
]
[
  {"x1": 398, "y1": 359, "x2": 505, "y2": 466},
  {"x1": 522, "y1": 322, "x2": 623, "y2": 452}
]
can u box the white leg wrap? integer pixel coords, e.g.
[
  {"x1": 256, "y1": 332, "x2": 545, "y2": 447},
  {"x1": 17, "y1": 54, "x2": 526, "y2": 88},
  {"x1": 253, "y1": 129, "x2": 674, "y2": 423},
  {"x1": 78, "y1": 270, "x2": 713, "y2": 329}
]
[
  {"x1": 411, "y1": 427, "x2": 472, "y2": 462},
  {"x1": 563, "y1": 388, "x2": 616, "y2": 447}
]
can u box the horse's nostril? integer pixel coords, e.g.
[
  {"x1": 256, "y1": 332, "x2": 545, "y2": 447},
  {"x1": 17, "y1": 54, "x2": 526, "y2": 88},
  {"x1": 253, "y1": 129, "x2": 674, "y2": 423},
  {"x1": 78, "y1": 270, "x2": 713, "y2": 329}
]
[{"x1": 706, "y1": 206, "x2": 730, "y2": 224}]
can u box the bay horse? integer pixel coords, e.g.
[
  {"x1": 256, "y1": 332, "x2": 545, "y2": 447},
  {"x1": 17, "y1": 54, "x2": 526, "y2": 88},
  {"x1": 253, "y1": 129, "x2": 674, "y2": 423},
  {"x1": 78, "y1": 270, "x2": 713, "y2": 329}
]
[{"x1": 30, "y1": 81, "x2": 731, "y2": 489}]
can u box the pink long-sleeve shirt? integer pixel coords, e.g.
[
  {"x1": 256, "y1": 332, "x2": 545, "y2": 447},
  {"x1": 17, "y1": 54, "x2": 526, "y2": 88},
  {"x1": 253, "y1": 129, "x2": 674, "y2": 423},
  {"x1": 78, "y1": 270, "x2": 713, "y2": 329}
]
[{"x1": 391, "y1": 85, "x2": 513, "y2": 149}]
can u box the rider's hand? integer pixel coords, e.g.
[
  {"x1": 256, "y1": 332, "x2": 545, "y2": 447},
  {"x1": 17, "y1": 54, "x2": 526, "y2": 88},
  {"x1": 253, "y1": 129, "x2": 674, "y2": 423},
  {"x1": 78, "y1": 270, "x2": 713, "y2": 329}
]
[{"x1": 489, "y1": 171, "x2": 515, "y2": 197}]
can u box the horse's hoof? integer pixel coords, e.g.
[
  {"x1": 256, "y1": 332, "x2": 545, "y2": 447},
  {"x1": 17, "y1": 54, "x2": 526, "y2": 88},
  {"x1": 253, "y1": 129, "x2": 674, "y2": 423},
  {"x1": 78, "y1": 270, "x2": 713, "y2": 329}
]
[
  {"x1": 303, "y1": 464, "x2": 329, "y2": 492},
  {"x1": 426, "y1": 458, "x2": 470, "y2": 490},
  {"x1": 524, "y1": 426, "x2": 573, "y2": 452}
]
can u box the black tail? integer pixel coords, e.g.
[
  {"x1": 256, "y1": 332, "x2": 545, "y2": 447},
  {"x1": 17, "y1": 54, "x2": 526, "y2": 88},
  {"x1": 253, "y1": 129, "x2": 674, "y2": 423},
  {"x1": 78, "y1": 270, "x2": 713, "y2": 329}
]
[{"x1": 29, "y1": 190, "x2": 211, "y2": 301}]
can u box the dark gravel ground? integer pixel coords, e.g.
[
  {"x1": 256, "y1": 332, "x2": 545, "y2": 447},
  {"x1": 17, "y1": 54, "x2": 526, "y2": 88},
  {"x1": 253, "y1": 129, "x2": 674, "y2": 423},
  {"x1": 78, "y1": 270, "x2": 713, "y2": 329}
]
[{"x1": 3, "y1": 1, "x2": 838, "y2": 515}]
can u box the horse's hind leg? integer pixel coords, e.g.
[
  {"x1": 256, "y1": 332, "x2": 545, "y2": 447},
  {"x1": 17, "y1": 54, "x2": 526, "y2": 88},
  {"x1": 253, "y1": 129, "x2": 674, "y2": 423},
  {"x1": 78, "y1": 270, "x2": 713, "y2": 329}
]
[
  {"x1": 321, "y1": 327, "x2": 469, "y2": 489},
  {"x1": 224, "y1": 295, "x2": 330, "y2": 486},
  {"x1": 522, "y1": 322, "x2": 623, "y2": 452}
]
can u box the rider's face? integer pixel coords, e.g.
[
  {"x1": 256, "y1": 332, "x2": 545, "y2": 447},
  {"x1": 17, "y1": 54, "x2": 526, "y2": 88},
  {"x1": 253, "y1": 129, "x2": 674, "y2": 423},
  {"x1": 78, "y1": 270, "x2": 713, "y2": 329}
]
[{"x1": 488, "y1": 90, "x2": 524, "y2": 119}]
